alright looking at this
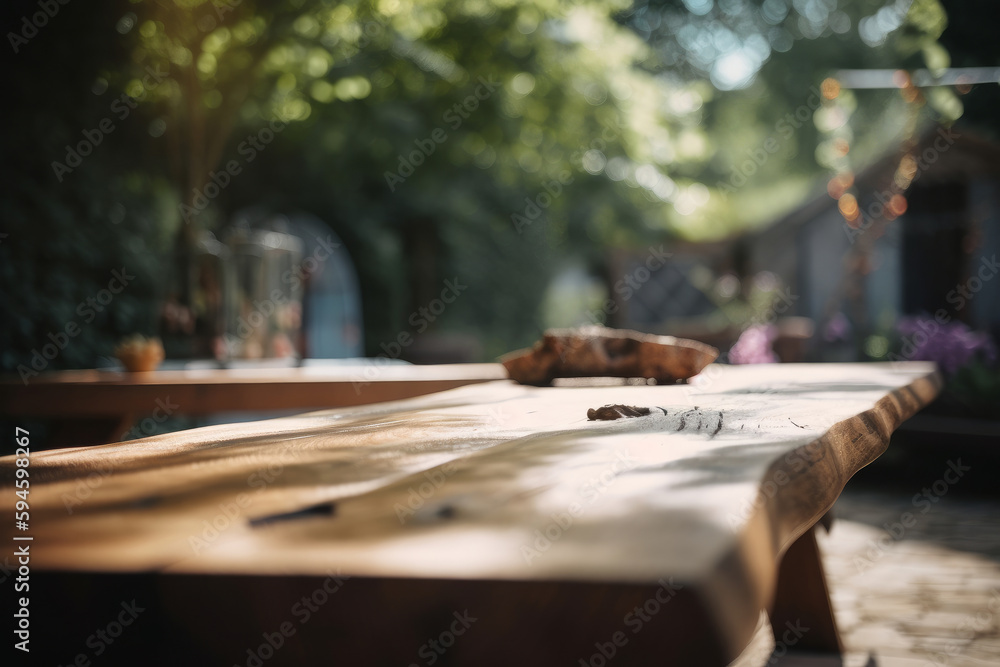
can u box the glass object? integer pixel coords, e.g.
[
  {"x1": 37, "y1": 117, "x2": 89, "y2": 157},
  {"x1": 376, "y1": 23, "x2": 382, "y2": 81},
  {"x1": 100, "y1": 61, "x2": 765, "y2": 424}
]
[
  {"x1": 160, "y1": 231, "x2": 235, "y2": 362},
  {"x1": 224, "y1": 223, "x2": 304, "y2": 361}
]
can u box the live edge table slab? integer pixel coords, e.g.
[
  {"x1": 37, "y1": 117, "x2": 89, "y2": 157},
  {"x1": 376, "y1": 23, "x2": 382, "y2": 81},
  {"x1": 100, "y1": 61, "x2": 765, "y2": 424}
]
[{"x1": 1, "y1": 362, "x2": 940, "y2": 666}]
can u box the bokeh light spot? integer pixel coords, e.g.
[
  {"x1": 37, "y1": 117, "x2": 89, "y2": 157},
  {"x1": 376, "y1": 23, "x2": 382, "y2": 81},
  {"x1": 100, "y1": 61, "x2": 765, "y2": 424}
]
[{"x1": 821, "y1": 78, "x2": 840, "y2": 100}]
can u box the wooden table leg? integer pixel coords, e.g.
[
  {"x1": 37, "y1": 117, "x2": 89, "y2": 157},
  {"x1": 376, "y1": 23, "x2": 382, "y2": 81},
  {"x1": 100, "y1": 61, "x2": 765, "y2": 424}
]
[{"x1": 769, "y1": 525, "x2": 844, "y2": 655}]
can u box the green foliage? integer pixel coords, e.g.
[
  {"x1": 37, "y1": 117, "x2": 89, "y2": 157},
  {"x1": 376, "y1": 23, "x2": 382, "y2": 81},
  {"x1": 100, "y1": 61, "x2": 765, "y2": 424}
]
[
  {"x1": 0, "y1": 165, "x2": 176, "y2": 371},
  {"x1": 1, "y1": 1, "x2": 175, "y2": 372},
  {"x1": 630, "y1": 0, "x2": 956, "y2": 235},
  {"x1": 108, "y1": 0, "x2": 717, "y2": 355},
  {"x1": 0, "y1": 0, "x2": 966, "y2": 367}
]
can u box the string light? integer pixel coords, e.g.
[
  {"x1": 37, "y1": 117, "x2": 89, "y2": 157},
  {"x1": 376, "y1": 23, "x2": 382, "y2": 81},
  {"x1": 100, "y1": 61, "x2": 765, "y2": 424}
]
[{"x1": 822, "y1": 70, "x2": 928, "y2": 232}]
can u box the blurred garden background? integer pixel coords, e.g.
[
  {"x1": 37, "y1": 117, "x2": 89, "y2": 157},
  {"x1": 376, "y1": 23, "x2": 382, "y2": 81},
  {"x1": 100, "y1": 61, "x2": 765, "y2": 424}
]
[
  {"x1": 2, "y1": 0, "x2": 999, "y2": 419},
  {"x1": 5, "y1": 5, "x2": 1000, "y2": 662}
]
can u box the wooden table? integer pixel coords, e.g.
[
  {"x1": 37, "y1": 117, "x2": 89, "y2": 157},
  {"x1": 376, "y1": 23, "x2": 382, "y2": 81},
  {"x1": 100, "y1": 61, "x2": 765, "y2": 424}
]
[
  {"x1": 1, "y1": 362, "x2": 939, "y2": 665},
  {"x1": 0, "y1": 362, "x2": 505, "y2": 446}
]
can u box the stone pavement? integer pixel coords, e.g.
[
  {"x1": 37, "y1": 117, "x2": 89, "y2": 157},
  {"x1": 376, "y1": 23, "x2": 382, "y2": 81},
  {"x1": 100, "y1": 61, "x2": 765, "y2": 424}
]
[{"x1": 730, "y1": 490, "x2": 1000, "y2": 666}]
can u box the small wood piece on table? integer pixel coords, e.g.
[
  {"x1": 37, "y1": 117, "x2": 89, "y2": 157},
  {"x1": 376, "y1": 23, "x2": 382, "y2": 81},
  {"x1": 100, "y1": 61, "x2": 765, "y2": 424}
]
[{"x1": 0, "y1": 362, "x2": 940, "y2": 665}]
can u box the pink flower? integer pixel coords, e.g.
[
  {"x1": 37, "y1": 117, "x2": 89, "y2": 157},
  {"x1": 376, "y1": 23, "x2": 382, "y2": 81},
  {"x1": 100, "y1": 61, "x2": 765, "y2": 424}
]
[{"x1": 729, "y1": 324, "x2": 779, "y2": 364}]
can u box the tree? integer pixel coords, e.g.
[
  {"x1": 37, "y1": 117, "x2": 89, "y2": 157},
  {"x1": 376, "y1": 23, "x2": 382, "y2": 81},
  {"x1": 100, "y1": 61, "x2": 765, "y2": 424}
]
[
  {"x1": 0, "y1": 0, "x2": 960, "y2": 367},
  {"x1": 112, "y1": 0, "x2": 716, "y2": 355}
]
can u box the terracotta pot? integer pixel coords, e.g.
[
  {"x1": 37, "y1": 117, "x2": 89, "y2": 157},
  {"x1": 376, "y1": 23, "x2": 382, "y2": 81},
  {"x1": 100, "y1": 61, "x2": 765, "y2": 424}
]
[{"x1": 115, "y1": 338, "x2": 165, "y2": 372}]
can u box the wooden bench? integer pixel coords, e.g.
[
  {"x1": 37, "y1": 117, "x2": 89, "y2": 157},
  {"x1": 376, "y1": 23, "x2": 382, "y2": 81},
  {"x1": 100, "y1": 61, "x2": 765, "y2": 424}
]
[{"x1": 1, "y1": 362, "x2": 939, "y2": 665}]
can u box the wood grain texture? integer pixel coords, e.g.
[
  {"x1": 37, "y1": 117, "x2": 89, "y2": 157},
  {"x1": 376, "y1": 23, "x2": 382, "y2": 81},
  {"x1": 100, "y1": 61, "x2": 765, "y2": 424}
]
[
  {"x1": 0, "y1": 362, "x2": 941, "y2": 665},
  {"x1": 770, "y1": 526, "x2": 843, "y2": 653},
  {"x1": 500, "y1": 325, "x2": 719, "y2": 385},
  {"x1": 0, "y1": 363, "x2": 506, "y2": 417}
]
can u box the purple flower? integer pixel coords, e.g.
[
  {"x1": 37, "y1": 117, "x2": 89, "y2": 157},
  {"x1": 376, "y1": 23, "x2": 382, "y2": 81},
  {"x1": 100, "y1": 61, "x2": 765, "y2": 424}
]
[
  {"x1": 896, "y1": 316, "x2": 997, "y2": 374},
  {"x1": 729, "y1": 324, "x2": 779, "y2": 364},
  {"x1": 823, "y1": 312, "x2": 851, "y2": 343}
]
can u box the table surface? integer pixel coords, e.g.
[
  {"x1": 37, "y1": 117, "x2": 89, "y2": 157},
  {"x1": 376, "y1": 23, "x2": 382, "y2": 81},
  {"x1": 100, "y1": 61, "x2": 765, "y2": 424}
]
[
  {"x1": 0, "y1": 362, "x2": 506, "y2": 417},
  {"x1": 1, "y1": 362, "x2": 941, "y2": 665}
]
